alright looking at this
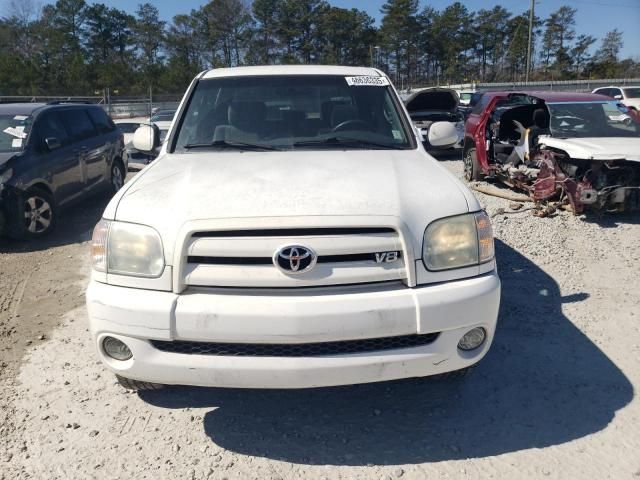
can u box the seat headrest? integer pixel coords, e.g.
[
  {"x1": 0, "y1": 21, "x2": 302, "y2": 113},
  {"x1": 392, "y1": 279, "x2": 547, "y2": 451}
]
[{"x1": 533, "y1": 109, "x2": 549, "y2": 129}]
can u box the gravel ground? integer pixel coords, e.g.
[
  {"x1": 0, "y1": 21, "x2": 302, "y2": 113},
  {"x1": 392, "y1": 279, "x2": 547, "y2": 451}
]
[{"x1": 1, "y1": 154, "x2": 639, "y2": 479}]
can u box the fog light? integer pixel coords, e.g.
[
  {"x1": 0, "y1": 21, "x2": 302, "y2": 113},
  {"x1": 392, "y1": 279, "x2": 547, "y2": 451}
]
[
  {"x1": 103, "y1": 336, "x2": 133, "y2": 361},
  {"x1": 458, "y1": 327, "x2": 486, "y2": 351}
]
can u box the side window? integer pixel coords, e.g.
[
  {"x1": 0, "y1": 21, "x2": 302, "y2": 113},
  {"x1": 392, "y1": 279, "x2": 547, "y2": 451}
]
[
  {"x1": 471, "y1": 95, "x2": 488, "y2": 115},
  {"x1": 59, "y1": 109, "x2": 98, "y2": 142},
  {"x1": 87, "y1": 107, "x2": 116, "y2": 134},
  {"x1": 611, "y1": 88, "x2": 622, "y2": 98},
  {"x1": 36, "y1": 112, "x2": 70, "y2": 149}
]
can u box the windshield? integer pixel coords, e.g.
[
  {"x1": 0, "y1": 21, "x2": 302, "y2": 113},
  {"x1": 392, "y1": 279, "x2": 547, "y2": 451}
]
[
  {"x1": 547, "y1": 101, "x2": 640, "y2": 138},
  {"x1": 174, "y1": 75, "x2": 413, "y2": 151},
  {"x1": 623, "y1": 88, "x2": 640, "y2": 98},
  {"x1": 0, "y1": 114, "x2": 33, "y2": 152}
]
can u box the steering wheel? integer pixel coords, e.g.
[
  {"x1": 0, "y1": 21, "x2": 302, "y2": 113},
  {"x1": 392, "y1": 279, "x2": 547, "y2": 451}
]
[{"x1": 332, "y1": 119, "x2": 372, "y2": 133}]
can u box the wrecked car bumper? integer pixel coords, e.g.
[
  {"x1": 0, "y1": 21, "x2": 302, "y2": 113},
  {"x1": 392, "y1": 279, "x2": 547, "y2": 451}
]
[
  {"x1": 86, "y1": 272, "x2": 500, "y2": 388},
  {"x1": 532, "y1": 154, "x2": 640, "y2": 213}
]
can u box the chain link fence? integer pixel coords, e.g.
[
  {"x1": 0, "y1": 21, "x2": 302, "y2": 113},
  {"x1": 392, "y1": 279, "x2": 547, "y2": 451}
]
[
  {"x1": 406, "y1": 78, "x2": 640, "y2": 94},
  {"x1": 0, "y1": 94, "x2": 181, "y2": 119},
  {"x1": 3, "y1": 78, "x2": 640, "y2": 116}
]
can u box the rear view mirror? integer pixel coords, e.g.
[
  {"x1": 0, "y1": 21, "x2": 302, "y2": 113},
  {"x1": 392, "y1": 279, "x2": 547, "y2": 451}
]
[
  {"x1": 44, "y1": 137, "x2": 61, "y2": 151},
  {"x1": 614, "y1": 94, "x2": 623, "y2": 100},
  {"x1": 427, "y1": 121, "x2": 459, "y2": 147},
  {"x1": 132, "y1": 124, "x2": 160, "y2": 153}
]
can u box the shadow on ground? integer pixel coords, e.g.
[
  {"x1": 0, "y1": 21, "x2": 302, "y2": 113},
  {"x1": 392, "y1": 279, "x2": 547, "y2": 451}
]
[
  {"x1": 0, "y1": 192, "x2": 112, "y2": 254},
  {"x1": 580, "y1": 210, "x2": 640, "y2": 228},
  {"x1": 140, "y1": 240, "x2": 633, "y2": 465}
]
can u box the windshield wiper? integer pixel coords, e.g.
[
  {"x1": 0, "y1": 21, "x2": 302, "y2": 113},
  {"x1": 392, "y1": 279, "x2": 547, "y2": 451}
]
[
  {"x1": 293, "y1": 136, "x2": 407, "y2": 150},
  {"x1": 183, "y1": 140, "x2": 280, "y2": 151}
]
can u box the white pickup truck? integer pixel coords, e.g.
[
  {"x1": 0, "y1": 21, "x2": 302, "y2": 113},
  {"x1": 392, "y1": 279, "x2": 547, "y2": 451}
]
[{"x1": 86, "y1": 66, "x2": 500, "y2": 390}]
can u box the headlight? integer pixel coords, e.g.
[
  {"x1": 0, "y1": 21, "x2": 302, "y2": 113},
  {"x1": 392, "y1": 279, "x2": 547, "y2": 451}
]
[
  {"x1": 91, "y1": 219, "x2": 165, "y2": 277},
  {"x1": 422, "y1": 212, "x2": 494, "y2": 271}
]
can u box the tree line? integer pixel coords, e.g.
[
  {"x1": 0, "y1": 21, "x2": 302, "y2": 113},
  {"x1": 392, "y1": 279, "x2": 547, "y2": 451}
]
[{"x1": 0, "y1": 0, "x2": 637, "y2": 96}]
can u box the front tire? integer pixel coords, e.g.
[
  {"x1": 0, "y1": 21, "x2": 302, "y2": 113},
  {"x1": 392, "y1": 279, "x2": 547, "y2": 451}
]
[
  {"x1": 110, "y1": 161, "x2": 125, "y2": 193},
  {"x1": 116, "y1": 375, "x2": 164, "y2": 391},
  {"x1": 10, "y1": 187, "x2": 57, "y2": 239},
  {"x1": 463, "y1": 147, "x2": 483, "y2": 182}
]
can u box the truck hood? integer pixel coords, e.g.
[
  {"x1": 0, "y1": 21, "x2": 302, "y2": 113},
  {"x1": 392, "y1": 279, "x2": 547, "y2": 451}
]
[
  {"x1": 110, "y1": 149, "x2": 475, "y2": 259},
  {"x1": 405, "y1": 88, "x2": 459, "y2": 113},
  {"x1": 539, "y1": 136, "x2": 640, "y2": 162}
]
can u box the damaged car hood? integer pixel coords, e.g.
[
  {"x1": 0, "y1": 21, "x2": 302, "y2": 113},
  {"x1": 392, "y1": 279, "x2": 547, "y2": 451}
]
[
  {"x1": 405, "y1": 88, "x2": 459, "y2": 113},
  {"x1": 539, "y1": 136, "x2": 640, "y2": 162}
]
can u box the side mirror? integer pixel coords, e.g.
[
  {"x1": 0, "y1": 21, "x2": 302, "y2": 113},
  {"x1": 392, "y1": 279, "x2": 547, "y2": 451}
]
[
  {"x1": 614, "y1": 94, "x2": 623, "y2": 100},
  {"x1": 44, "y1": 137, "x2": 61, "y2": 151},
  {"x1": 427, "y1": 121, "x2": 459, "y2": 147},
  {"x1": 132, "y1": 124, "x2": 160, "y2": 153}
]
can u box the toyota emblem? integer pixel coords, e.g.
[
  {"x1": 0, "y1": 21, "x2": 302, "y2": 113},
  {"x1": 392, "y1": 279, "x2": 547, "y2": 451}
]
[{"x1": 274, "y1": 245, "x2": 317, "y2": 274}]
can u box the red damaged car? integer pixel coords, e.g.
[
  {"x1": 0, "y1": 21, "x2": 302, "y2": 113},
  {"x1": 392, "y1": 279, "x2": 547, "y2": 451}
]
[{"x1": 462, "y1": 91, "x2": 640, "y2": 213}]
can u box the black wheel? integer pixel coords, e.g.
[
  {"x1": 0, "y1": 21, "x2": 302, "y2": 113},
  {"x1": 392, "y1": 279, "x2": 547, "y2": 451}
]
[
  {"x1": 463, "y1": 147, "x2": 483, "y2": 182},
  {"x1": 110, "y1": 161, "x2": 125, "y2": 193},
  {"x1": 10, "y1": 187, "x2": 57, "y2": 239},
  {"x1": 116, "y1": 375, "x2": 164, "y2": 391}
]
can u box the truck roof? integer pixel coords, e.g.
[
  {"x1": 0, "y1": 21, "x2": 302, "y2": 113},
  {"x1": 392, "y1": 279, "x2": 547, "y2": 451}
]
[{"x1": 201, "y1": 65, "x2": 385, "y2": 80}]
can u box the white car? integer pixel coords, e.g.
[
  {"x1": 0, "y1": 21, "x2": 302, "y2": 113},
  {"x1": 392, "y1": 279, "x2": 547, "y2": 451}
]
[
  {"x1": 115, "y1": 119, "x2": 164, "y2": 171},
  {"x1": 458, "y1": 90, "x2": 475, "y2": 106},
  {"x1": 404, "y1": 87, "x2": 465, "y2": 149},
  {"x1": 592, "y1": 86, "x2": 640, "y2": 112},
  {"x1": 86, "y1": 66, "x2": 500, "y2": 391},
  {"x1": 114, "y1": 118, "x2": 146, "y2": 145}
]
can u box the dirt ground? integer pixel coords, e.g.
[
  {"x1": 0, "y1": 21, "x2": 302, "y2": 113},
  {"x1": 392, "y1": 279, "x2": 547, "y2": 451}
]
[{"x1": 1, "y1": 155, "x2": 639, "y2": 479}]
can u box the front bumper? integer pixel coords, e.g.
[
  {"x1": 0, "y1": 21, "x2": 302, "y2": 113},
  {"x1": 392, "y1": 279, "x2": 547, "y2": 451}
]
[{"x1": 86, "y1": 272, "x2": 501, "y2": 388}]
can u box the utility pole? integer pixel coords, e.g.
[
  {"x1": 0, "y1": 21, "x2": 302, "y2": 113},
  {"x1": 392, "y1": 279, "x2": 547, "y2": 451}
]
[{"x1": 526, "y1": 0, "x2": 535, "y2": 82}]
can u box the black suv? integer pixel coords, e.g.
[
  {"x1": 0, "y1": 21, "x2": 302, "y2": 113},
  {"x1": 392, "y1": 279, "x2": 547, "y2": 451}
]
[{"x1": 0, "y1": 102, "x2": 126, "y2": 239}]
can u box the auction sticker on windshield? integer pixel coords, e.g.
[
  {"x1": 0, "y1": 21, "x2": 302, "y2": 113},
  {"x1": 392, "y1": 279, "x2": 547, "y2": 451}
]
[{"x1": 345, "y1": 76, "x2": 390, "y2": 87}]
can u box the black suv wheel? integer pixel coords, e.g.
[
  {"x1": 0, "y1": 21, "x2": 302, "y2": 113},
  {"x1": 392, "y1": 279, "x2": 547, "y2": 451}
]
[
  {"x1": 111, "y1": 161, "x2": 125, "y2": 193},
  {"x1": 10, "y1": 187, "x2": 57, "y2": 239}
]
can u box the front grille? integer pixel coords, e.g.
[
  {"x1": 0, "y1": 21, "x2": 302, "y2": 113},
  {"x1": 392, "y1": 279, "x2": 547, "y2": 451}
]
[
  {"x1": 150, "y1": 333, "x2": 439, "y2": 357},
  {"x1": 187, "y1": 252, "x2": 402, "y2": 266},
  {"x1": 183, "y1": 226, "x2": 407, "y2": 288}
]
